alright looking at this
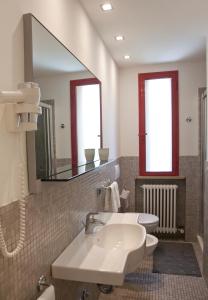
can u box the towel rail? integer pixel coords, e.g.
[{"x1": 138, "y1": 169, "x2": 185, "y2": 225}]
[{"x1": 96, "y1": 179, "x2": 111, "y2": 195}]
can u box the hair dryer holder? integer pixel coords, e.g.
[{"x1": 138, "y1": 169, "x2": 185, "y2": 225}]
[
  {"x1": 0, "y1": 82, "x2": 42, "y2": 132},
  {"x1": 5, "y1": 103, "x2": 41, "y2": 132}
]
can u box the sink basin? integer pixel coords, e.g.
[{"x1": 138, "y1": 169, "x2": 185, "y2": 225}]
[
  {"x1": 52, "y1": 213, "x2": 146, "y2": 286},
  {"x1": 94, "y1": 223, "x2": 143, "y2": 250}
]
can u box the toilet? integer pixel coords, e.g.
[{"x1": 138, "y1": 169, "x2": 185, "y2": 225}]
[
  {"x1": 145, "y1": 234, "x2": 158, "y2": 256},
  {"x1": 137, "y1": 213, "x2": 159, "y2": 256},
  {"x1": 137, "y1": 213, "x2": 159, "y2": 233}
]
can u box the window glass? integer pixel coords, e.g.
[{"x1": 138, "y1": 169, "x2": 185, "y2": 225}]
[{"x1": 145, "y1": 78, "x2": 172, "y2": 172}]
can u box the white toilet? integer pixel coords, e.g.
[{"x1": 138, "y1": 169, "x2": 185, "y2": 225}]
[
  {"x1": 137, "y1": 213, "x2": 159, "y2": 256},
  {"x1": 145, "y1": 234, "x2": 159, "y2": 256},
  {"x1": 137, "y1": 213, "x2": 159, "y2": 233}
]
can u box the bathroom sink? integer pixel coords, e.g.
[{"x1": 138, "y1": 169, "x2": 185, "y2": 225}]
[
  {"x1": 94, "y1": 223, "x2": 143, "y2": 250},
  {"x1": 52, "y1": 213, "x2": 146, "y2": 286}
]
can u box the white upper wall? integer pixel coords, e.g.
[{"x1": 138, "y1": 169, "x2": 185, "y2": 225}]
[
  {"x1": 119, "y1": 61, "x2": 206, "y2": 157},
  {"x1": 0, "y1": 0, "x2": 119, "y2": 206}
]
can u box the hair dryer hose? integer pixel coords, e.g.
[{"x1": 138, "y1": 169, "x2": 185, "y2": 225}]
[{"x1": 0, "y1": 165, "x2": 26, "y2": 258}]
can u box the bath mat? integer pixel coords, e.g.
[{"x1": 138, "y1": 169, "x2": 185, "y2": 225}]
[{"x1": 153, "y1": 241, "x2": 201, "y2": 277}]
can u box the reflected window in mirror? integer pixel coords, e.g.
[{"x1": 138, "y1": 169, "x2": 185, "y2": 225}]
[{"x1": 70, "y1": 78, "x2": 102, "y2": 167}]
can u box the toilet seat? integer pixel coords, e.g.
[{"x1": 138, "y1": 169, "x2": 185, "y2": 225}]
[{"x1": 137, "y1": 213, "x2": 159, "y2": 226}]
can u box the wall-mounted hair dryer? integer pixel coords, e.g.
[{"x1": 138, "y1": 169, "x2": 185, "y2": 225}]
[
  {"x1": 0, "y1": 82, "x2": 42, "y2": 132},
  {"x1": 0, "y1": 82, "x2": 41, "y2": 258}
]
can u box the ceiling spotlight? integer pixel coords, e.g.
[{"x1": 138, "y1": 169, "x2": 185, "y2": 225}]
[
  {"x1": 124, "y1": 55, "x2": 130, "y2": 60},
  {"x1": 101, "y1": 3, "x2": 113, "y2": 11},
  {"x1": 115, "y1": 35, "x2": 124, "y2": 41}
]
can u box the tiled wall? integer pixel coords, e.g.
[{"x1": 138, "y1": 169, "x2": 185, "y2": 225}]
[
  {"x1": 0, "y1": 160, "x2": 118, "y2": 300},
  {"x1": 119, "y1": 157, "x2": 139, "y2": 211},
  {"x1": 0, "y1": 156, "x2": 203, "y2": 300},
  {"x1": 203, "y1": 161, "x2": 208, "y2": 285},
  {"x1": 179, "y1": 156, "x2": 201, "y2": 241},
  {"x1": 119, "y1": 156, "x2": 201, "y2": 242}
]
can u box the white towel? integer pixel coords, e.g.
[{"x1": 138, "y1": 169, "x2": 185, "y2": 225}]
[
  {"x1": 104, "y1": 188, "x2": 111, "y2": 211},
  {"x1": 37, "y1": 285, "x2": 55, "y2": 300},
  {"x1": 112, "y1": 182, "x2": 121, "y2": 209},
  {"x1": 104, "y1": 181, "x2": 120, "y2": 212}
]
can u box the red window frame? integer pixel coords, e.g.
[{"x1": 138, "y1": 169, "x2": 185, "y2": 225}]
[
  {"x1": 70, "y1": 78, "x2": 103, "y2": 168},
  {"x1": 138, "y1": 71, "x2": 179, "y2": 176}
]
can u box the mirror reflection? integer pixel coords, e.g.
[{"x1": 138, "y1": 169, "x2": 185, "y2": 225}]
[{"x1": 31, "y1": 16, "x2": 103, "y2": 180}]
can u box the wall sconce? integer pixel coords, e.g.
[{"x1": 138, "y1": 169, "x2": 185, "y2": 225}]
[{"x1": 186, "y1": 117, "x2": 192, "y2": 123}]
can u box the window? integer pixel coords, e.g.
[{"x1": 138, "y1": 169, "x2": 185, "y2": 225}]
[{"x1": 138, "y1": 71, "x2": 179, "y2": 176}]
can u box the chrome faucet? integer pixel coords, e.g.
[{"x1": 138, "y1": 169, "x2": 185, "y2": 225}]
[{"x1": 84, "y1": 212, "x2": 105, "y2": 234}]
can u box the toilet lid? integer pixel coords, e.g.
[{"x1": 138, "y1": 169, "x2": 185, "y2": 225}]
[{"x1": 138, "y1": 213, "x2": 159, "y2": 225}]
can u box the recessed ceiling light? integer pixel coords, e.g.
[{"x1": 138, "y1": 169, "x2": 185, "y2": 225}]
[
  {"x1": 101, "y1": 3, "x2": 113, "y2": 11},
  {"x1": 115, "y1": 35, "x2": 124, "y2": 41},
  {"x1": 124, "y1": 55, "x2": 130, "y2": 60}
]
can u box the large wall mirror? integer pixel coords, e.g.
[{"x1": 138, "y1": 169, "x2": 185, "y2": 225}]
[{"x1": 24, "y1": 14, "x2": 105, "y2": 187}]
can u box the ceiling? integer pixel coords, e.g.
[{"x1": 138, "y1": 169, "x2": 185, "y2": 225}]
[{"x1": 80, "y1": 0, "x2": 207, "y2": 67}]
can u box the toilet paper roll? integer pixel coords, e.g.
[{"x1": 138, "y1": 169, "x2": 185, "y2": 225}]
[
  {"x1": 37, "y1": 285, "x2": 55, "y2": 300},
  {"x1": 120, "y1": 188, "x2": 130, "y2": 200},
  {"x1": 120, "y1": 188, "x2": 130, "y2": 210}
]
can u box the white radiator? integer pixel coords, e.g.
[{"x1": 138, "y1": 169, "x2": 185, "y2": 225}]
[{"x1": 142, "y1": 184, "x2": 178, "y2": 234}]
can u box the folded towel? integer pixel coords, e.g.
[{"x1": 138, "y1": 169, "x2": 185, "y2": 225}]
[
  {"x1": 104, "y1": 188, "x2": 111, "y2": 211},
  {"x1": 111, "y1": 181, "x2": 121, "y2": 209},
  {"x1": 104, "y1": 181, "x2": 120, "y2": 212}
]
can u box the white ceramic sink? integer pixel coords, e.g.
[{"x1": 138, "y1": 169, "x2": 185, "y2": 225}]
[
  {"x1": 52, "y1": 213, "x2": 146, "y2": 286},
  {"x1": 95, "y1": 223, "x2": 142, "y2": 250}
]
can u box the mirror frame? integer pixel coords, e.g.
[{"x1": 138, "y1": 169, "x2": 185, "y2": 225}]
[{"x1": 23, "y1": 13, "x2": 103, "y2": 192}]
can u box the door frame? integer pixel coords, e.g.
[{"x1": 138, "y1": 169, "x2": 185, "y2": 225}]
[{"x1": 70, "y1": 78, "x2": 103, "y2": 166}]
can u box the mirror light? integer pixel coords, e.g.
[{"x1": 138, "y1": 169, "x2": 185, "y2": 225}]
[
  {"x1": 124, "y1": 55, "x2": 130, "y2": 60},
  {"x1": 101, "y1": 3, "x2": 113, "y2": 11},
  {"x1": 115, "y1": 35, "x2": 124, "y2": 41}
]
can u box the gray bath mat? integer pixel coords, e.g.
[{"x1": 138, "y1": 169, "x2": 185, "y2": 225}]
[{"x1": 153, "y1": 241, "x2": 201, "y2": 277}]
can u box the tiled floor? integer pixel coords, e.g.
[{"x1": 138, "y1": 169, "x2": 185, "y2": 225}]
[{"x1": 99, "y1": 242, "x2": 208, "y2": 300}]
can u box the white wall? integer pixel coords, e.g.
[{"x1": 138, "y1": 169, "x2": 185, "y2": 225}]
[
  {"x1": 119, "y1": 61, "x2": 206, "y2": 157},
  {"x1": 0, "y1": 0, "x2": 119, "y2": 206}
]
